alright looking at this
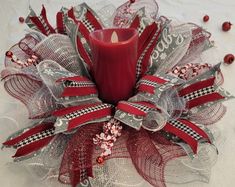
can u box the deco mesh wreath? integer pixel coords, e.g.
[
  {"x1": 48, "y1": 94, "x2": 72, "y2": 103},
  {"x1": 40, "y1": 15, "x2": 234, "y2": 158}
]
[{"x1": 1, "y1": 0, "x2": 234, "y2": 187}]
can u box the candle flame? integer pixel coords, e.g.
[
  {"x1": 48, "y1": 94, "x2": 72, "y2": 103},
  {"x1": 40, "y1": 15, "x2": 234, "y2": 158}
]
[{"x1": 111, "y1": 31, "x2": 118, "y2": 43}]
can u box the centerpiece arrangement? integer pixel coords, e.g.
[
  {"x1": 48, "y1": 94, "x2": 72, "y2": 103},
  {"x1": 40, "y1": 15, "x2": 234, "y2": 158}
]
[{"x1": 1, "y1": 0, "x2": 234, "y2": 186}]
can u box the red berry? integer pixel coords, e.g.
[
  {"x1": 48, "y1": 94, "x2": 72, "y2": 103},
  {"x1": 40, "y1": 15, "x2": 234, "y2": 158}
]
[
  {"x1": 203, "y1": 15, "x2": 209, "y2": 22},
  {"x1": 19, "y1": 17, "x2": 25, "y2": 23},
  {"x1": 5, "y1": 51, "x2": 13, "y2": 58},
  {"x1": 96, "y1": 156, "x2": 105, "y2": 165},
  {"x1": 222, "y1": 22, "x2": 232, "y2": 31},
  {"x1": 224, "y1": 54, "x2": 234, "y2": 64}
]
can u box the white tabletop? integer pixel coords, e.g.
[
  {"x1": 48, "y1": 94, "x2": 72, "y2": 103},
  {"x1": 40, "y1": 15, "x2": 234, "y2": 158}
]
[{"x1": 0, "y1": 0, "x2": 235, "y2": 187}]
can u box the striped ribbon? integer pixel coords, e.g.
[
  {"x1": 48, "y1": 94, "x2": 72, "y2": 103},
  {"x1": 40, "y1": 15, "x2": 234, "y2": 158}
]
[
  {"x1": 137, "y1": 74, "x2": 169, "y2": 94},
  {"x1": 115, "y1": 101, "x2": 160, "y2": 130},
  {"x1": 53, "y1": 102, "x2": 112, "y2": 132},
  {"x1": 129, "y1": 12, "x2": 162, "y2": 80},
  {"x1": 3, "y1": 123, "x2": 55, "y2": 158},
  {"x1": 29, "y1": 5, "x2": 56, "y2": 36},
  {"x1": 57, "y1": 76, "x2": 97, "y2": 97},
  {"x1": 72, "y1": 8, "x2": 102, "y2": 71},
  {"x1": 163, "y1": 119, "x2": 211, "y2": 153},
  {"x1": 178, "y1": 77, "x2": 224, "y2": 109},
  {"x1": 3, "y1": 102, "x2": 112, "y2": 158}
]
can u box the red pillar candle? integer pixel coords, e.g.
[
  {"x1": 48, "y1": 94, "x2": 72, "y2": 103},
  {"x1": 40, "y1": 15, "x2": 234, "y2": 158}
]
[{"x1": 89, "y1": 28, "x2": 138, "y2": 104}]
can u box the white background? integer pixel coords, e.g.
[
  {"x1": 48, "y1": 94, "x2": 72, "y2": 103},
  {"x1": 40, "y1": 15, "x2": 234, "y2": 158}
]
[{"x1": 0, "y1": 0, "x2": 235, "y2": 187}]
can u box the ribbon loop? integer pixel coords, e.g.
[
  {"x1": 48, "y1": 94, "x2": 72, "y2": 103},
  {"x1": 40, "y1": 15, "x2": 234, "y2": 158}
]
[
  {"x1": 27, "y1": 5, "x2": 56, "y2": 36},
  {"x1": 57, "y1": 76, "x2": 98, "y2": 97},
  {"x1": 115, "y1": 101, "x2": 160, "y2": 130},
  {"x1": 54, "y1": 103, "x2": 113, "y2": 133},
  {"x1": 178, "y1": 64, "x2": 234, "y2": 109}
]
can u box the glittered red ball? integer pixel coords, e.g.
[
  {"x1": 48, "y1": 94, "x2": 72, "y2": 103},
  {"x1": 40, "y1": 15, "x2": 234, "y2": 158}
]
[
  {"x1": 19, "y1": 17, "x2": 25, "y2": 23},
  {"x1": 5, "y1": 51, "x2": 13, "y2": 58},
  {"x1": 222, "y1": 22, "x2": 232, "y2": 31},
  {"x1": 224, "y1": 54, "x2": 234, "y2": 64},
  {"x1": 96, "y1": 156, "x2": 105, "y2": 164},
  {"x1": 203, "y1": 15, "x2": 209, "y2": 22}
]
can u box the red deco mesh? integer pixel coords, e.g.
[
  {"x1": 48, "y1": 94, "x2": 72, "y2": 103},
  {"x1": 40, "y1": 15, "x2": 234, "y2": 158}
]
[
  {"x1": 59, "y1": 123, "x2": 103, "y2": 187},
  {"x1": 2, "y1": 73, "x2": 57, "y2": 119},
  {"x1": 126, "y1": 129, "x2": 185, "y2": 187},
  {"x1": 1, "y1": 35, "x2": 57, "y2": 119},
  {"x1": 59, "y1": 123, "x2": 185, "y2": 187}
]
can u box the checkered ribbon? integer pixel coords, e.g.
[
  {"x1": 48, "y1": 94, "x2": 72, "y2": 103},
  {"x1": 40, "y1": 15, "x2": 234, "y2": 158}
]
[
  {"x1": 116, "y1": 101, "x2": 157, "y2": 116},
  {"x1": 178, "y1": 77, "x2": 224, "y2": 109},
  {"x1": 57, "y1": 76, "x2": 97, "y2": 97},
  {"x1": 73, "y1": 8, "x2": 102, "y2": 40},
  {"x1": 16, "y1": 128, "x2": 55, "y2": 149},
  {"x1": 81, "y1": 18, "x2": 95, "y2": 33},
  {"x1": 130, "y1": 15, "x2": 143, "y2": 35},
  {"x1": 28, "y1": 5, "x2": 56, "y2": 36},
  {"x1": 53, "y1": 103, "x2": 112, "y2": 131},
  {"x1": 163, "y1": 119, "x2": 210, "y2": 153},
  {"x1": 183, "y1": 85, "x2": 214, "y2": 100},
  {"x1": 137, "y1": 74, "x2": 169, "y2": 94},
  {"x1": 114, "y1": 101, "x2": 160, "y2": 129},
  {"x1": 3, "y1": 123, "x2": 55, "y2": 157},
  {"x1": 135, "y1": 23, "x2": 161, "y2": 80},
  {"x1": 3, "y1": 102, "x2": 112, "y2": 158},
  {"x1": 129, "y1": 13, "x2": 162, "y2": 80},
  {"x1": 71, "y1": 7, "x2": 102, "y2": 70}
]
